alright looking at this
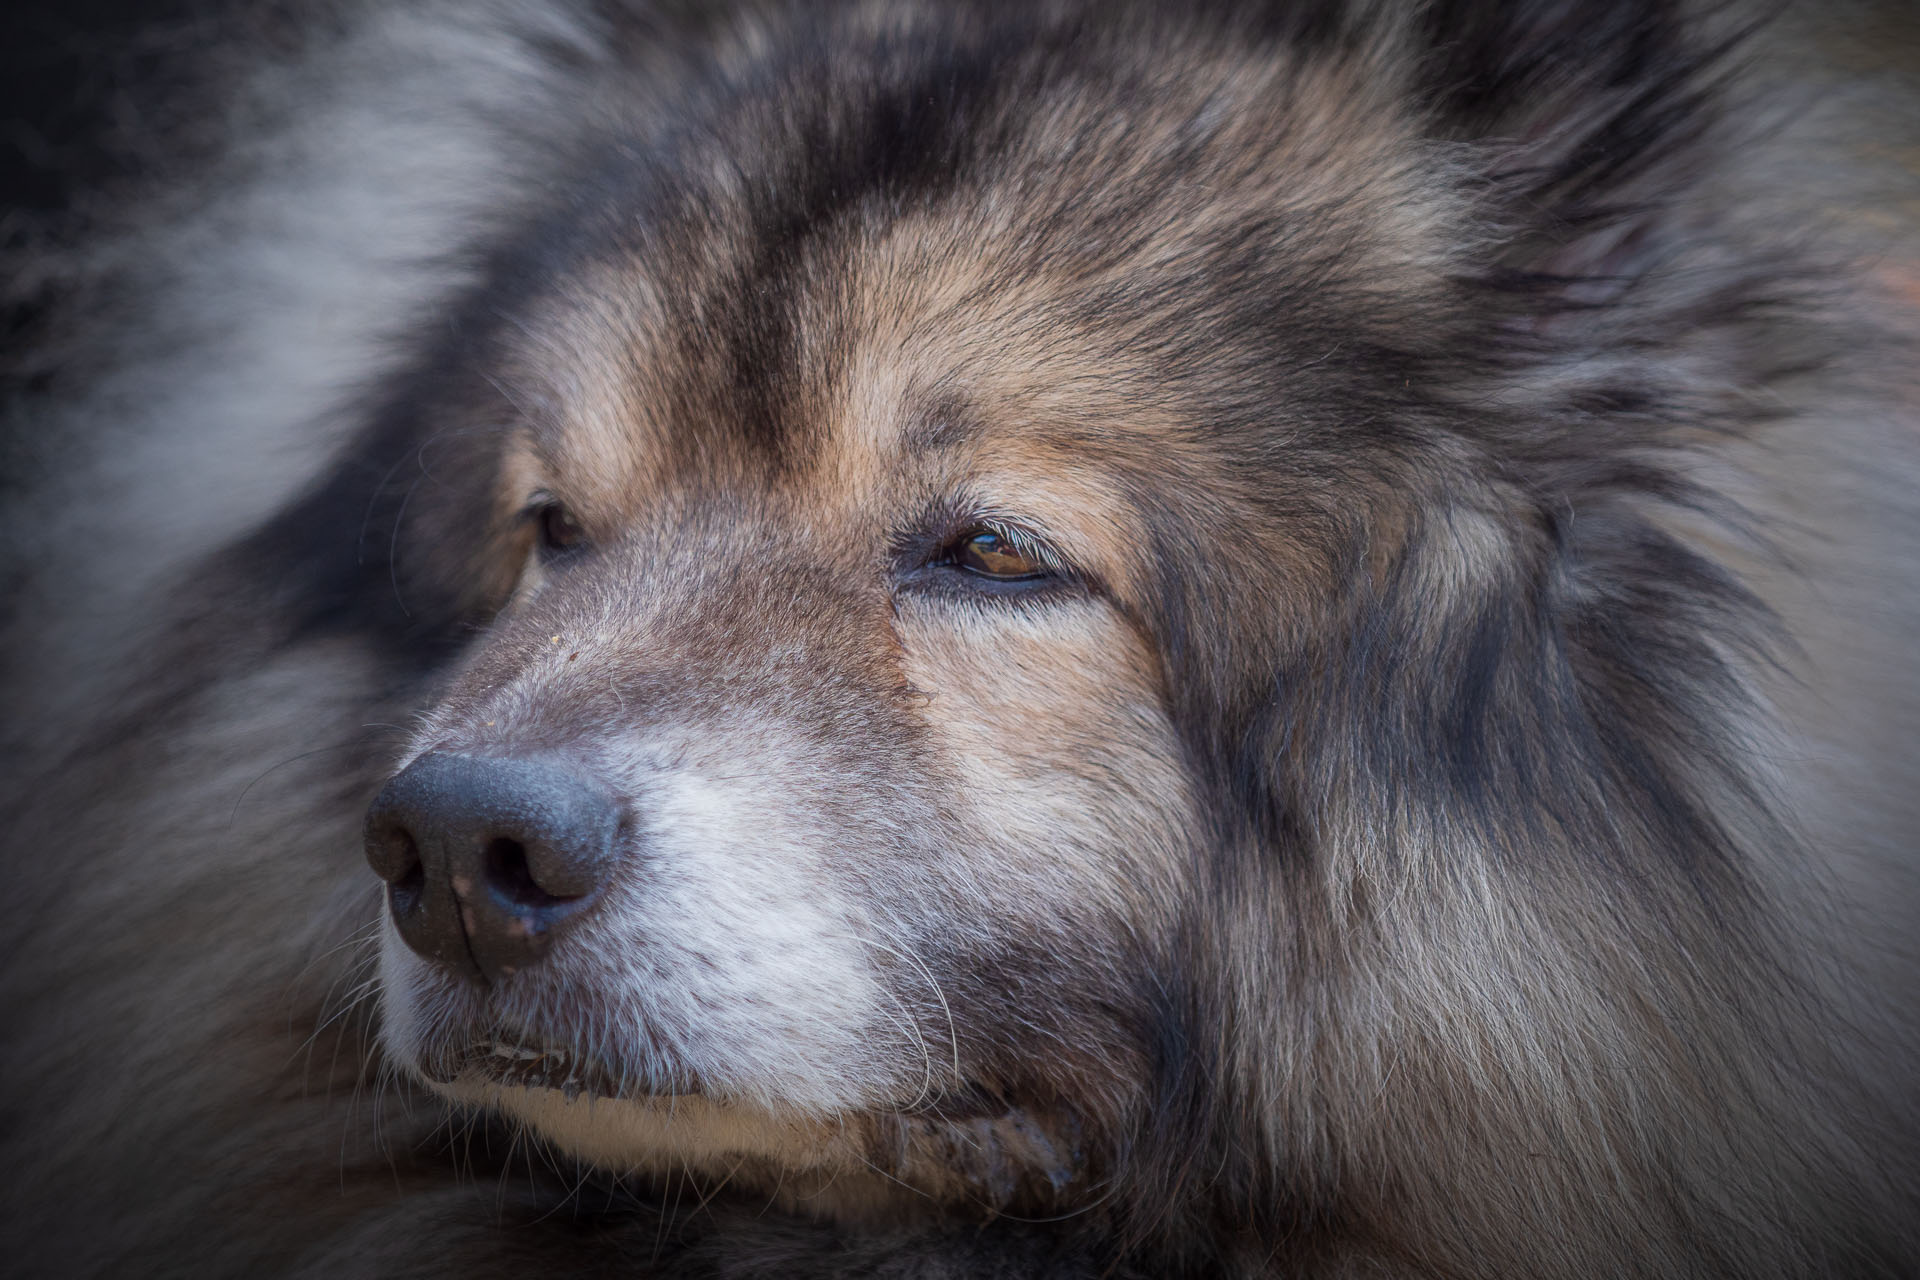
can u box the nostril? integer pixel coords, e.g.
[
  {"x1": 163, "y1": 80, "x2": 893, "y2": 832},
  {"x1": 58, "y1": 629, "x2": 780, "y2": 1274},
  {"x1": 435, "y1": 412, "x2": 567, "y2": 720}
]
[
  {"x1": 366, "y1": 824, "x2": 427, "y2": 916},
  {"x1": 389, "y1": 852, "x2": 426, "y2": 918},
  {"x1": 484, "y1": 837, "x2": 577, "y2": 909}
]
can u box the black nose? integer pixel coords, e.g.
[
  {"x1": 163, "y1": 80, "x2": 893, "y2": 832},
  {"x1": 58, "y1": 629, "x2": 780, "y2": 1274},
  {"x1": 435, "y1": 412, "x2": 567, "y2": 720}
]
[{"x1": 364, "y1": 752, "x2": 622, "y2": 985}]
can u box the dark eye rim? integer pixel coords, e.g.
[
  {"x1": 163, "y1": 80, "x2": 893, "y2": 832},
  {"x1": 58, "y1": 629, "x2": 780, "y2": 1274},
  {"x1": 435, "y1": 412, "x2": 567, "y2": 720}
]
[{"x1": 895, "y1": 515, "x2": 1089, "y2": 601}]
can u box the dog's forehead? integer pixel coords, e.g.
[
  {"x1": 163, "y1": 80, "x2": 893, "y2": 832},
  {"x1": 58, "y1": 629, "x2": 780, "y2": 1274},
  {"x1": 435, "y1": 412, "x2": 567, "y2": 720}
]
[
  {"x1": 479, "y1": 29, "x2": 1460, "y2": 579},
  {"x1": 500, "y1": 213, "x2": 1176, "y2": 549}
]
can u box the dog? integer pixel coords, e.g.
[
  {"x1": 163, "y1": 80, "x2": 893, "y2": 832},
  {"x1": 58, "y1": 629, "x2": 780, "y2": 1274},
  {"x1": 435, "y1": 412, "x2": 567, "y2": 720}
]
[{"x1": 3, "y1": 0, "x2": 1919, "y2": 1275}]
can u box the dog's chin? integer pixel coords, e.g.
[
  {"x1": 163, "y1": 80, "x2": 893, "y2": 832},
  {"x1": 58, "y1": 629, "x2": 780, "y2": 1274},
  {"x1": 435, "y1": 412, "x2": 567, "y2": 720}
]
[
  {"x1": 387, "y1": 1018, "x2": 862, "y2": 1179},
  {"x1": 431, "y1": 1066, "x2": 873, "y2": 1186},
  {"x1": 429, "y1": 1066, "x2": 1092, "y2": 1225}
]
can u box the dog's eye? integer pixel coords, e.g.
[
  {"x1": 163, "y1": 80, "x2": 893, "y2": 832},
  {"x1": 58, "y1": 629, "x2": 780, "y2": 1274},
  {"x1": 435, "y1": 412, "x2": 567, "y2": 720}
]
[
  {"x1": 946, "y1": 529, "x2": 1047, "y2": 580},
  {"x1": 537, "y1": 503, "x2": 587, "y2": 557}
]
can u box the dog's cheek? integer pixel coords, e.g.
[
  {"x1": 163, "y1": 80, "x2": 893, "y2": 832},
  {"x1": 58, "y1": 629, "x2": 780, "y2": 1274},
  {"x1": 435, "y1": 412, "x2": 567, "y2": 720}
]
[
  {"x1": 895, "y1": 597, "x2": 1195, "y2": 925},
  {"x1": 605, "y1": 754, "x2": 912, "y2": 1106}
]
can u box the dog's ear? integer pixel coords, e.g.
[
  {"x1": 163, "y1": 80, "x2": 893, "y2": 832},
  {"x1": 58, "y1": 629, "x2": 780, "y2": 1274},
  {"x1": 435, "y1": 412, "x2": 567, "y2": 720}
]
[
  {"x1": 1420, "y1": 0, "x2": 1698, "y2": 117},
  {"x1": 1418, "y1": 0, "x2": 1711, "y2": 167},
  {"x1": 1415, "y1": 0, "x2": 1738, "y2": 285}
]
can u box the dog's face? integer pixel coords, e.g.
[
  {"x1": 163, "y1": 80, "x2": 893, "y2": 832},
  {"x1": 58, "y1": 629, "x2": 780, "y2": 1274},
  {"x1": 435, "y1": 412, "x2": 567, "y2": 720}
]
[
  {"x1": 370, "y1": 209, "x2": 1220, "y2": 1206},
  {"x1": 365, "y1": 19, "x2": 1525, "y2": 1216}
]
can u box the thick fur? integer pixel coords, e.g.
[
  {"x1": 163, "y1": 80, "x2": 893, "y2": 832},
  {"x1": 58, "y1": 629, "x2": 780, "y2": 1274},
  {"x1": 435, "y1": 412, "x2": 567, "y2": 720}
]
[{"x1": 3, "y1": 1, "x2": 1920, "y2": 1276}]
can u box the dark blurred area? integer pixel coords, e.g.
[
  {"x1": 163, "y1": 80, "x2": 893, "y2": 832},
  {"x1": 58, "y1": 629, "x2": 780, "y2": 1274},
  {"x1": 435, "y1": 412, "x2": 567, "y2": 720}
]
[
  {"x1": 1, "y1": 0, "x2": 285, "y2": 417},
  {"x1": 1, "y1": 0, "x2": 217, "y2": 217},
  {"x1": 2, "y1": 0, "x2": 194, "y2": 397}
]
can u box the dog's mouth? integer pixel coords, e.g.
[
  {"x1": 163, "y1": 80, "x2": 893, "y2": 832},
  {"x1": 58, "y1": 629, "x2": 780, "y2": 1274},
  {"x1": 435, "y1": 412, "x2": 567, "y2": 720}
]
[
  {"x1": 419, "y1": 1032, "x2": 999, "y2": 1120},
  {"x1": 420, "y1": 1035, "x2": 702, "y2": 1103}
]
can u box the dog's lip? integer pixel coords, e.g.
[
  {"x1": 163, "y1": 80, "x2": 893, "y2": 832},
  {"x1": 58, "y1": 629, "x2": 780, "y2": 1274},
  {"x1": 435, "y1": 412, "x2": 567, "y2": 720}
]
[{"x1": 424, "y1": 1035, "x2": 704, "y2": 1102}]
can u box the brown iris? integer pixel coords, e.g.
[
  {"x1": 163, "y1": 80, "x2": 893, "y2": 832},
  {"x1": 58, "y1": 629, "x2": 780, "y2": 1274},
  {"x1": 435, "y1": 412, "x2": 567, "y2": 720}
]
[
  {"x1": 538, "y1": 502, "x2": 587, "y2": 555},
  {"x1": 950, "y1": 529, "x2": 1045, "y2": 579}
]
